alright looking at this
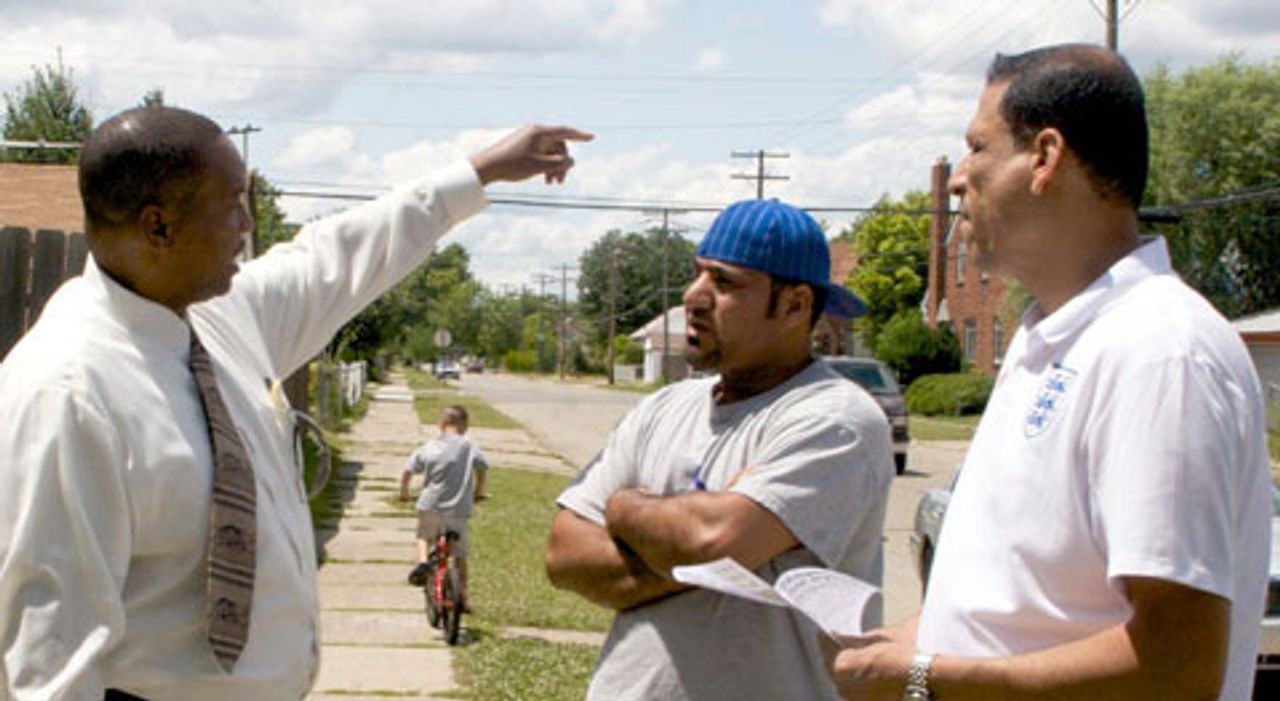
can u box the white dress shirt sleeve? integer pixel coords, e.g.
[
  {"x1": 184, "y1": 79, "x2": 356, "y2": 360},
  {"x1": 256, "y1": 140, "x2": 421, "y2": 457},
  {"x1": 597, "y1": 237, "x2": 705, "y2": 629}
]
[
  {"x1": 228, "y1": 160, "x2": 488, "y2": 378},
  {"x1": 0, "y1": 388, "x2": 132, "y2": 701}
]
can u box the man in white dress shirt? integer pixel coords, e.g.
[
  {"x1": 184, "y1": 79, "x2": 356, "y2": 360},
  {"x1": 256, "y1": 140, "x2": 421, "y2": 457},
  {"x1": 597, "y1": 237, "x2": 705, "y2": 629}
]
[
  {"x1": 0, "y1": 105, "x2": 589, "y2": 700},
  {"x1": 826, "y1": 44, "x2": 1270, "y2": 701}
]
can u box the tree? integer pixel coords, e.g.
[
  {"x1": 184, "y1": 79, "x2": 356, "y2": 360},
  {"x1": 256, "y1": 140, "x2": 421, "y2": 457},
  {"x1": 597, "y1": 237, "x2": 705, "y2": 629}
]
[
  {"x1": 842, "y1": 191, "x2": 932, "y2": 353},
  {"x1": 2, "y1": 60, "x2": 93, "y2": 164},
  {"x1": 876, "y1": 309, "x2": 961, "y2": 387},
  {"x1": 577, "y1": 227, "x2": 697, "y2": 341},
  {"x1": 1143, "y1": 56, "x2": 1280, "y2": 318},
  {"x1": 252, "y1": 172, "x2": 300, "y2": 253},
  {"x1": 334, "y1": 242, "x2": 477, "y2": 362}
]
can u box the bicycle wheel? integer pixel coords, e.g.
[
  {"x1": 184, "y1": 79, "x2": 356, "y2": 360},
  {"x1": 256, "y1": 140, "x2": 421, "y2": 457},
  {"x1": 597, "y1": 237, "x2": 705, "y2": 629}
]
[
  {"x1": 441, "y1": 566, "x2": 463, "y2": 645},
  {"x1": 424, "y1": 570, "x2": 441, "y2": 629}
]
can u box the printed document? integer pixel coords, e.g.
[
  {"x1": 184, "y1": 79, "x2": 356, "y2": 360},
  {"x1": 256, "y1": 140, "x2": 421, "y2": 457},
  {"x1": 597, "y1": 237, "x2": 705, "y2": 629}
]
[{"x1": 672, "y1": 557, "x2": 879, "y2": 639}]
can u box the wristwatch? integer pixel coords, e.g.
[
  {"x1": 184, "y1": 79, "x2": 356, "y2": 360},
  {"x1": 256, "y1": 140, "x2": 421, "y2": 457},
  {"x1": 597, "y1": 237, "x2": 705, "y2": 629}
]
[{"x1": 902, "y1": 652, "x2": 935, "y2": 700}]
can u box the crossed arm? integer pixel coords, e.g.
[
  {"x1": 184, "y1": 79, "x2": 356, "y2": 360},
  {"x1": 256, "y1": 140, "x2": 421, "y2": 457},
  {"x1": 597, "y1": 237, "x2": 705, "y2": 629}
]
[
  {"x1": 827, "y1": 577, "x2": 1229, "y2": 700},
  {"x1": 545, "y1": 488, "x2": 799, "y2": 611}
]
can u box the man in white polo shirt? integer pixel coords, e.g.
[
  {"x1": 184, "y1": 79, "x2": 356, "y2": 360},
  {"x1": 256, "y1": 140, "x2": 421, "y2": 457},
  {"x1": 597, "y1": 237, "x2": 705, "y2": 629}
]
[{"x1": 827, "y1": 44, "x2": 1271, "y2": 700}]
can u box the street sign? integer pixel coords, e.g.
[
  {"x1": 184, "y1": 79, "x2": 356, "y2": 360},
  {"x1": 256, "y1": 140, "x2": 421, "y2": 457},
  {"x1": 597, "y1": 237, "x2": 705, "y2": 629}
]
[{"x1": 433, "y1": 329, "x2": 452, "y2": 348}]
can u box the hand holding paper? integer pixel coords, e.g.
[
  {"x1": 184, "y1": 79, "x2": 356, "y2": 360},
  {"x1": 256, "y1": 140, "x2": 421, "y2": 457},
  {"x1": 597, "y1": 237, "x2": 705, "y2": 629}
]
[{"x1": 672, "y1": 557, "x2": 880, "y2": 639}]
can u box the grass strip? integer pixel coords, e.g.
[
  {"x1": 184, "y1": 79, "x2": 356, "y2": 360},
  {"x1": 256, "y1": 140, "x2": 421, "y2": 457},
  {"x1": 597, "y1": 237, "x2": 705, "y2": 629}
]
[
  {"x1": 404, "y1": 367, "x2": 520, "y2": 429},
  {"x1": 469, "y1": 467, "x2": 613, "y2": 632},
  {"x1": 909, "y1": 414, "x2": 981, "y2": 441},
  {"x1": 451, "y1": 626, "x2": 598, "y2": 701}
]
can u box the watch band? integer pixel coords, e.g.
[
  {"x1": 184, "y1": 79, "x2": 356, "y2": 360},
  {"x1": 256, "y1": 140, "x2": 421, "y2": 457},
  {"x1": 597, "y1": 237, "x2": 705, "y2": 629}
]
[{"x1": 902, "y1": 652, "x2": 935, "y2": 701}]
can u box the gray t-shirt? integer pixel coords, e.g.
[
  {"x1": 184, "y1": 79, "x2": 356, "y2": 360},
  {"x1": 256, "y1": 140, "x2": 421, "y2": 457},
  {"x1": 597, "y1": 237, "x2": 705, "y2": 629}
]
[
  {"x1": 557, "y1": 358, "x2": 893, "y2": 701},
  {"x1": 407, "y1": 434, "x2": 489, "y2": 517}
]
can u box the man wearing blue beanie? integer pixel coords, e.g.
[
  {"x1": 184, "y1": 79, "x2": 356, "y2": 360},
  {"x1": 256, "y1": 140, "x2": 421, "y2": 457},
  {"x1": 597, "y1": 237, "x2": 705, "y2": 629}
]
[{"x1": 547, "y1": 198, "x2": 894, "y2": 700}]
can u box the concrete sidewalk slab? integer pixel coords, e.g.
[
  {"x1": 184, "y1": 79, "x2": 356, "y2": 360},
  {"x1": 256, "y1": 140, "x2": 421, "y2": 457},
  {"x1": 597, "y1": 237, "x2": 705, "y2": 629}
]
[
  {"x1": 321, "y1": 609, "x2": 445, "y2": 646},
  {"x1": 312, "y1": 645, "x2": 455, "y2": 697}
]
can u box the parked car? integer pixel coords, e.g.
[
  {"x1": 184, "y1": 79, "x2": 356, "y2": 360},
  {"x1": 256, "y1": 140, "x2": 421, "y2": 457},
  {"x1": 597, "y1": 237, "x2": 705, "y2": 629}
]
[
  {"x1": 433, "y1": 360, "x2": 461, "y2": 380},
  {"x1": 1258, "y1": 486, "x2": 1280, "y2": 686},
  {"x1": 465, "y1": 358, "x2": 485, "y2": 373},
  {"x1": 912, "y1": 478, "x2": 1280, "y2": 693},
  {"x1": 825, "y1": 356, "x2": 910, "y2": 474},
  {"x1": 908, "y1": 472, "x2": 956, "y2": 593}
]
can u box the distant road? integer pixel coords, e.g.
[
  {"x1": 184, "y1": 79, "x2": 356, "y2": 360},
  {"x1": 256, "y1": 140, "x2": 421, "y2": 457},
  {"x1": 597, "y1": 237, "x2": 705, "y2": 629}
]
[
  {"x1": 456, "y1": 372, "x2": 642, "y2": 468},
  {"x1": 456, "y1": 370, "x2": 966, "y2": 626}
]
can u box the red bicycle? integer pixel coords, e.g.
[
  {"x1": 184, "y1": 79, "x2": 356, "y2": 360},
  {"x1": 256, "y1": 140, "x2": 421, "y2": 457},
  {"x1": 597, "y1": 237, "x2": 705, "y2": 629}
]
[{"x1": 422, "y1": 528, "x2": 464, "y2": 645}]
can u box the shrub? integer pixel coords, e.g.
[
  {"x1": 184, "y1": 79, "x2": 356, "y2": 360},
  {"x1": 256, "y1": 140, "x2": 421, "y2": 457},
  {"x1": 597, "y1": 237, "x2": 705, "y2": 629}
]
[
  {"x1": 613, "y1": 334, "x2": 645, "y2": 365},
  {"x1": 876, "y1": 309, "x2": 962, "y2": 387},
  {"x1": 502, "y1": 349, "x2": 538, "y2": 373},
  {"x1": 905, "y1": 372, "x2": 994, "y2": 416}
]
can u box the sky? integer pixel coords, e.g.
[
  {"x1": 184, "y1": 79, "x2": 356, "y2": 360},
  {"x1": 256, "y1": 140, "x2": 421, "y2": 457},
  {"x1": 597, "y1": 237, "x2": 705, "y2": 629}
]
[{"x1": 2, "y1": 1, "x2": 1277, "y2": 293}]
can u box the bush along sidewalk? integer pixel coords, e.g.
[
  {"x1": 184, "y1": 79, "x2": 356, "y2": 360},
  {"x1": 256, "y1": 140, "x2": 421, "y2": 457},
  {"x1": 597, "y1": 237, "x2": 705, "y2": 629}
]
[{"x1": 905, "y1": 372, "x2": 994, "y2": 417}]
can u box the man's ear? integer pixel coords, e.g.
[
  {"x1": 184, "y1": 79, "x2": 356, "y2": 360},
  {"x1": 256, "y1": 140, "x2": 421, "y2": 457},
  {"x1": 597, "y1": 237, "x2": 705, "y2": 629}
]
[
  {"x1": 1029, "y1": 127, "x2": 1065, "y2": 196},
  {"x1": 784, "y1": 285, "x2": 813, "y2": 326},
  {"x1": 137, "y1": 205, "x2": 173, "y2": 249}
]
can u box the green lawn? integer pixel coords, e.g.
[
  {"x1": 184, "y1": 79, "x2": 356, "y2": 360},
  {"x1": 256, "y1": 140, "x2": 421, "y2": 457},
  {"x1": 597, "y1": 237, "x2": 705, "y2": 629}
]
[
  {"x1": 446, "y1": 466, "x2": 610, "y2": 699},
  {"x1": 467, "y1": 467, "x2": 612, "y2": 632},
  {"x1": 910, "y1": 414, "x2": 982, "y2": 441},
  {"x1": 451, "y1": 626, "x2": 598, "y2": 701},
  {"x1": 404, "y1": 366, "x2": 520, "y2": 429}
]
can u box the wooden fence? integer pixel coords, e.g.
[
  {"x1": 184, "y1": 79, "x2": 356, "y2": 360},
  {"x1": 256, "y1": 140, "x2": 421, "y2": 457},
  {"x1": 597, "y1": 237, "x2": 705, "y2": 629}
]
[{"x1": 1, "y1": 226, "x2": 87, "y2": 361}]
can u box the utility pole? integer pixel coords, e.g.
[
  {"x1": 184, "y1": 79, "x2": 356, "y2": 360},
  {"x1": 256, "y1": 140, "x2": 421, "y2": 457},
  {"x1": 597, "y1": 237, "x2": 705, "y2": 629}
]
[
  {"x1": 532, "y1": 272, "x2": 556, "y2": 369},
  {"x1": 731, "y1": 149, "x2": 790, "y2": 199},
  {"x1": 226, "y1": 125, "x2": 262, "y2": 168},
  {"x1": 1106, "y1": 0, "x2": 1118, "y2": 51},
  {"x1": 226, "y1": 125, "x2": 262, "y2": 259},
  {"x1": 554, "y1": 264, "x2": 575, "y2": 381},
  {"x1": 606, "y1": 245, "x2": 620, "y2": 385},
  {"x1": 643, "y1": 208, "x2": 688, "y2": 384}
]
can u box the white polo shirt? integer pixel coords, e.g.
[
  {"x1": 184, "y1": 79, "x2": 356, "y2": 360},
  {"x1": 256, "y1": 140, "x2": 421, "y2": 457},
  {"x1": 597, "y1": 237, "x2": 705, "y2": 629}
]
[{"x1": 917, "y1": 237, "x2": 1271, "y2": 700}]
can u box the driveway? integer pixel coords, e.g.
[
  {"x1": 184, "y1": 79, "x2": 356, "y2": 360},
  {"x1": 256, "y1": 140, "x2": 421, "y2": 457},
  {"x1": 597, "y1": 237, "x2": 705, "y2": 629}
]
[{"x1": 456, "y1": 371, "x2": 966, "y2": 626}]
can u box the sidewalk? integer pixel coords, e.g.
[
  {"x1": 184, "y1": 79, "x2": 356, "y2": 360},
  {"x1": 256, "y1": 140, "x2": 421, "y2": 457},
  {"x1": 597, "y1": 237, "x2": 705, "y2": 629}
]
[
  {"x1": 305, "y1": 374, "x2": 590, "y2": 700},
  {"x1": 307, "y1": 378, "x2": 455, "y2": 701}
]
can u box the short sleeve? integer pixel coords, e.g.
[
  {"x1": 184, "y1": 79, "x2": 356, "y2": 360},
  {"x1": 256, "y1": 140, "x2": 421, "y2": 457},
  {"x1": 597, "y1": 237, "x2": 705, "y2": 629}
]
[
  {"x1": 1089, "y1": 356, "x2": 1246, "y2": 598},
  {"x1": 555, "y1": 402, "x2": 648, "y2": 525},
  {"x1": 406, "y1": 448, "x2": 426, "y2": 475},
  {"x1": 730, "y1": 408, "x2": 891, "y2": 567},
  {"x1": 471, "y1": 443, "x2": 489, "y2": 472}
]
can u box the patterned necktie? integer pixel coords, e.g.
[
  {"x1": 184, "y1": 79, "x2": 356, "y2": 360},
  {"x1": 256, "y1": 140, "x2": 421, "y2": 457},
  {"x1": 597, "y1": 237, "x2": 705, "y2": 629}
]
[{"x1": 188, "y1": 327, "x2": 257, "y2": 673}]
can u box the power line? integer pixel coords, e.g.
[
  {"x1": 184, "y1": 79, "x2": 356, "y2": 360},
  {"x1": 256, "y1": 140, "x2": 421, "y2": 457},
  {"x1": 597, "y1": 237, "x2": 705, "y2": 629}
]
[{"x1": 275, "y1": 188, "x2": 949, "y2": 215}]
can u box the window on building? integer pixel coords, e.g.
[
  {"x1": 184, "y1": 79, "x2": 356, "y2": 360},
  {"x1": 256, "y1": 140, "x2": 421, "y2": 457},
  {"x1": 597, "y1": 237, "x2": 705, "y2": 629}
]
[
  {"x1": 993, "y1": 316, "x2": 1004, "y2": 366},
  {"x1": 956, "y1": 241, "x2": 967, "y2": 286},
  {"x1": 964, "y1": 318, "x2": 977, "y2": 363}
]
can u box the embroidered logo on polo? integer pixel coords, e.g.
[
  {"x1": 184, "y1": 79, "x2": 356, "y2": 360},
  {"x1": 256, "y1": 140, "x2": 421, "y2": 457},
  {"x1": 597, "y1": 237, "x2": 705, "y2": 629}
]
[{"x1": 1025, "y1": 362, "x2": 1077, "y2": 438}]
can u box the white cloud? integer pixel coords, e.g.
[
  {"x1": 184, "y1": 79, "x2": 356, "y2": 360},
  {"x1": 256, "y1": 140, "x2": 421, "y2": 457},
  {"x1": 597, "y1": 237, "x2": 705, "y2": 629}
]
[
  {"x1": 695, "y1": 48, "x2": 724, "y2": 71},
  {"x1": 0, "y1": 1, "x2": 673, "y2": 118},
  {"x1": 276, "y1": 126, "x2": 361, "y2": 171},
  {"x1": 815, "y1": 0, "x2": 1280, "y2": 71}
]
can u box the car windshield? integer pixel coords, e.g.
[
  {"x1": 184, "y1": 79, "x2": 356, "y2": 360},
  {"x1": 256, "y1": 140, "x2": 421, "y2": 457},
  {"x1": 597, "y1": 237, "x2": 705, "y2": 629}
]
[{"x1": 831, "y1": 361, "x2": 899, "y2": 395}]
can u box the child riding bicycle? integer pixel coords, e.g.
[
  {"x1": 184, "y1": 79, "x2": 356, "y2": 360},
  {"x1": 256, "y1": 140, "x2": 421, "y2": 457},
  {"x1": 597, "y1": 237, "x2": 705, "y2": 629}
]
[{"x1": 400, "y1": 405, "x2": 488, "y2": 609}]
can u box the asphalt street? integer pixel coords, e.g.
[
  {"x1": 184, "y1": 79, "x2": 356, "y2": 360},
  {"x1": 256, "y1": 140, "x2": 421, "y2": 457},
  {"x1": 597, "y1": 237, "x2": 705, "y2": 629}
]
[{"x1": 456, "y1": 371, "x2": 967, "y2": 626}]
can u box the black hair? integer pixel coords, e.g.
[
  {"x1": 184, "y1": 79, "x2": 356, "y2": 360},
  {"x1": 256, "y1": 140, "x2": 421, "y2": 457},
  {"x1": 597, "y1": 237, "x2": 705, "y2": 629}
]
[
  {"x1": 78, "y1": 105, "x2": 226, "y2": 235},
  {"x1": 767, "y1": 275, "x2": 827, "y2": 329},
  {"x1": 987, "y1": 44, "x2": 1148, "y2": 209}
]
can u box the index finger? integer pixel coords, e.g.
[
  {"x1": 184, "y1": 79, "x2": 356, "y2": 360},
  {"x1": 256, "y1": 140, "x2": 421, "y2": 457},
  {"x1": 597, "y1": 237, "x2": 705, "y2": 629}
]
[{"x1": 537, "y1": 126, "x2": 595, "y2": 142}]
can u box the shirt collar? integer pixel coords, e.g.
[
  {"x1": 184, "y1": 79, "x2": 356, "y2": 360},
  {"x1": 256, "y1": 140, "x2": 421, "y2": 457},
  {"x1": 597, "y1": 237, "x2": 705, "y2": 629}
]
[
  {"x1": 83, "y1": 256, "x2": 192, "y2": 360},
  {"x1": 1021, "y1": 235, "x2": 1172, "y2": 353}
]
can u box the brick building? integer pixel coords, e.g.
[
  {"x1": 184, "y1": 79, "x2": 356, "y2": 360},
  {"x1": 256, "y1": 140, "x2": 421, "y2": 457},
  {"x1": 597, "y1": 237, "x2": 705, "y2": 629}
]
[{"x1": 921, "y1": 157, "x2": 1012, "y2": 376}]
